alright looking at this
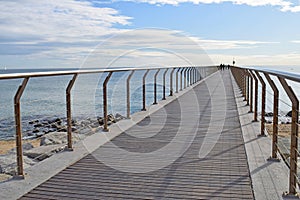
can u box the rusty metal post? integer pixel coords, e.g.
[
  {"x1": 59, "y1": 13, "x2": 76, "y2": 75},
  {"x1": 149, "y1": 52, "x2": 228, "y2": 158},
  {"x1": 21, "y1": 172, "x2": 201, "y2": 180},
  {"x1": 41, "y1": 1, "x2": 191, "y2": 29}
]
[
  {"x1": 103, "y1": 72, "x2": 113, "y2": 132},
  {"x1": 243, "y1": 70, "x2": 247, "y2": 101},
  {"x1": 180, "y1": 68, "x2": 184, "y2": 91},
  {"x1": 246, "y1": 71, "x2": 250, "y2": 105},
  {"x1": 176, "y1": 68, "x2": 180, "y2": 93},
  {"x1": 248, "y1": 70, "x2": 254, "y2": 113},
  {"x1": 153, "y1": 69, "x2": 160, "y2": 104},
  {"x1": 255, "y1": 71, "x2": 266, "y2": 136},
  {"x1": 126, "y1": 70, "x2": 135, "y2": 118},
  {"x1": 142, "y1": 69, "x2": 150, "y2": 111},
  {"x1": 249, "y1": 70, "x2": 258, "y2": 122},
  {"x1": 66, "y1": 74, "x2": 78, "y2": 150},
  {"x1": 162, "y1": 68, "x2": 169, "y2": 100},
  {"x1": 169, "y1": 68, "x2": 175, "y2": 96},
  {"x1": 14, "y1": 77, "x2": 29, "y2": 177},
  {"x1": 264, "y1": 73, "x2": 279, "y2": 160},
  {"x1": 278, "y1": 77, "x2": 299, "y2": 195}
]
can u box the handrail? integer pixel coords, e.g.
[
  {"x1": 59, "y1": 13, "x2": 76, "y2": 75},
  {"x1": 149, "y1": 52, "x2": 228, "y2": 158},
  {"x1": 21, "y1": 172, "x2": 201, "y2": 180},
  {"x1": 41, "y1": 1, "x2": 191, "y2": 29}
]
[
  {"x1": 0, "y1": 66, "x2": 215, "y2": 80},
  {"x1": 241, "y1": 67, "x2": 300, "y2": 83}
]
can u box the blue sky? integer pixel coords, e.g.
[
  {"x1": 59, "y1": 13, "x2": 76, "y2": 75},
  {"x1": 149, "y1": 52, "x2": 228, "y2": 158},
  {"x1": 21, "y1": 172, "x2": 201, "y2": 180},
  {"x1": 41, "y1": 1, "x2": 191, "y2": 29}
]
[{"x1": 0, "y1": 0, "x2": 300, "y2": 69}]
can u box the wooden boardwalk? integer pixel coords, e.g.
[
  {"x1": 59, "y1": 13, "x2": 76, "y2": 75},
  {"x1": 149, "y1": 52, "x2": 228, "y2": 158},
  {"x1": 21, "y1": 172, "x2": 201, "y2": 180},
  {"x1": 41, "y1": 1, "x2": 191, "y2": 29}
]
[{"x1": 20, "y1": 70, "x2": 254, "y2": 199}]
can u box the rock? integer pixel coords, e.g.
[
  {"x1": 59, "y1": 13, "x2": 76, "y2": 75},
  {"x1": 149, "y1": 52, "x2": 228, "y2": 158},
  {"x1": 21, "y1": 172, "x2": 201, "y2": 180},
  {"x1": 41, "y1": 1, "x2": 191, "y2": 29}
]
[
  {"x1": 286, "y1": 111, "x2": 292, "y2": 117},
  {"x1": 51, "y1": 123, "x2": 58, "y2": 129},
  {"x1": 40, "y1": 138, "x2": 52, "y2": 146},
  {"x1": 108, "y1": 114, "x2": 115, "y2": 123},
  {"x1": 24, "y1": 144, "x2": 65, "y2": 161},
  {"x1": 32, "y1": 128, "x2": 40, "y2": 133},
  {"x1": 23, "y1": 143, "x2": 34, "y2": 151},
  {"x1": 90, "y1": 123, "x2": 99, "y2": 128},
  {"x1": 97, "y1": 118, "x2": 104, "y2": 125},
  {"x1": 0, "y1": 153, "x2": 36, "y2": 175},
  {"x1": 29, "y1": 119, "x2": 39, "y2": 124},
  {"x1": 55, "y1": 118, "x2": 62, "y2": 125},
  {"x1": 36, "y1": 132, "x2": 45, "y2": 137},
  {"x1": 265, "y1": 112, "x2": 273, "y2": 117},
  {"x1": 115, "y1": 113, "x2": 124, "y2": 119},
  {"x1": 40, "y1": 132, "x2": 68, "y2": 146},
  {"x1": 7, "y1": 142, "x2": 34, "y2": 154},
  {"x1": 34, "y1": 123, "x2": 43, "y2": 128}
]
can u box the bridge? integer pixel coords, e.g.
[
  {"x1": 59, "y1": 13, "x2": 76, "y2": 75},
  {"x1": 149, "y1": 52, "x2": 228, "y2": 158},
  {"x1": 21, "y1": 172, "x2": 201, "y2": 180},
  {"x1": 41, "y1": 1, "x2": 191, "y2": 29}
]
[{"x1": 0, "y1": 66, "x2": 298, "y2": 199}]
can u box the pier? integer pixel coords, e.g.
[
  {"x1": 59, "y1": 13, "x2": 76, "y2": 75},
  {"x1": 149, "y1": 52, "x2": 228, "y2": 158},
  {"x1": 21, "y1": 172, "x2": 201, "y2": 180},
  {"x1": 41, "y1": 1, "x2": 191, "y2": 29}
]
[{"x1": 0, "y1": 66, "x2": 298, "y2": 199}]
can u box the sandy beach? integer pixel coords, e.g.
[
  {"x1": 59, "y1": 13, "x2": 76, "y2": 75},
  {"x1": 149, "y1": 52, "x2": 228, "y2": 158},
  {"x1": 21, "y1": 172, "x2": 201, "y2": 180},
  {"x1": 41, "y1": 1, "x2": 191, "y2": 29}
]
[{"x1": 0, "y1": 138, "x2": 40, "y2": 155}]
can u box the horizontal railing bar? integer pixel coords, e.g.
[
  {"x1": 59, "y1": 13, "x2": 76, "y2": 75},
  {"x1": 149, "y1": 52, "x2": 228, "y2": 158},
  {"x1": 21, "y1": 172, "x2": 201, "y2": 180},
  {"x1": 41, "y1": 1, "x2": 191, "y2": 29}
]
[
  {"x1": 0, "y1": 66, "x2": 213, "y2": 80},
  {"x1": 242, "y1": 67, "x2": 300, "y2": 83}
]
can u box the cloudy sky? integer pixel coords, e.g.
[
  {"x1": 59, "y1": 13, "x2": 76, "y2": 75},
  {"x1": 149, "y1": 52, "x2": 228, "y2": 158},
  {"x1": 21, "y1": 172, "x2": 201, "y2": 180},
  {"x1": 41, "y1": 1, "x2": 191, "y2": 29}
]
[{"x1": 0, "y1": 0, "x2": 300, "y2": 69}]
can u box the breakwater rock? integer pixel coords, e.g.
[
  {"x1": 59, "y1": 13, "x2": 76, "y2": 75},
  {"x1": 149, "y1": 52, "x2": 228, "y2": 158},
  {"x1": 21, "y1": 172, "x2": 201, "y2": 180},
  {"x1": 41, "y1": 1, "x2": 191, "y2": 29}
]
[{"x1": 0, "y1": 113, "x2": 125, "y2": 177}]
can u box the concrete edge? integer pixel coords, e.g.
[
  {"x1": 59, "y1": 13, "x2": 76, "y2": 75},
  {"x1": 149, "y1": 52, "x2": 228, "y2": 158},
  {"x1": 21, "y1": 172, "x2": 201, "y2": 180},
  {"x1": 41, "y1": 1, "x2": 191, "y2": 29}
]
[{"x1": 0, "y1": 70, "x2": 218, "y2": 200}]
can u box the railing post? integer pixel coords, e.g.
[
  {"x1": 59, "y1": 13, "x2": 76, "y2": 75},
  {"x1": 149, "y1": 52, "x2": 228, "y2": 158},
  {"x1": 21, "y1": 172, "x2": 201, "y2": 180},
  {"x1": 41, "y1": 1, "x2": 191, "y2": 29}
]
[
  {"x1": 249, "y1": 70, "x2": 258, "y2": 122},
  {"x1": 103, "y1": 72, "x2": 113, "y2": 132},
  {"x1": 66, "y1": 74, "x2": 78, "y2": 150},
  {"x1": 191, "y1": 68, "x2": 195, "y2": 84},
  {"x1": 278, "y1": 77, "x2": 299, "y2": 196},
  {"x1": 14, "y1": 77, "x2": 29, "y2": 177},
  {"x1": 246, "y1": 71, "x2": 250, "y2": 105},
  {"x1": 180, "y1": 68, "x2": 184, "y2": 91},
  {"x1": 169, "y1": 68, "x2": 175, "y2": 96},
  {"x1": 264, "y1": 73, "x2": 279, "y2": 161},
  {"x1": 190, "y1": 67, "x2": 192, "y2": 84},
  {"x1": 248, "y1": 70, "x2": 254, "y2": 113},
  {"x1": 187, "y1": 68, "x2": 190, "y2": 87},
  {"x1": 142, "y1": 69, "x2": 150, "y2": 111},
  {"x1": 195, "y1": 67, "x2": 197, "y2": 83},
  {"x1": 243, "y1": 70, "x2": 247, "y2": 101},
  {"x1": 176, "y1": 68, "x2": 180, "y2": 93},
  {"x1": 153, "y1": 69, "x2": 160, "y2": 104},
  {"x1": 127, "y1": 70, "x2": 135, "y2": 118},
  {"x1": 184, "y1": 68, "x2": 188, "y2": 89},
  {"x1": 255, "y1": 71, "x2": 266, "y2": 136},
  {"x1": 162, "y1": 68, "x2": 169, "y2": 100}
]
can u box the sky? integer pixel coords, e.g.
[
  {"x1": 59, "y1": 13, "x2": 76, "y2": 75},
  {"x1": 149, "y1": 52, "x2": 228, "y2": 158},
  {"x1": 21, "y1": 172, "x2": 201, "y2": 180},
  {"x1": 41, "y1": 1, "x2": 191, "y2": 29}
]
[{"x1": 0, "y1": 0, "x2": 300, "y2": 69}]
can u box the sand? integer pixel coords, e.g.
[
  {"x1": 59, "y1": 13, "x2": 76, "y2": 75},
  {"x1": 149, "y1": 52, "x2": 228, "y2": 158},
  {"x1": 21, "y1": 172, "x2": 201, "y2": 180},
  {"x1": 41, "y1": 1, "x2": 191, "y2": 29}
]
[
  {"x1": 0, "y1": 138, "x2": 41, "y2": 155},
  {"x1": 265, "y1": 123, "x2": 300, "y2": 137}
]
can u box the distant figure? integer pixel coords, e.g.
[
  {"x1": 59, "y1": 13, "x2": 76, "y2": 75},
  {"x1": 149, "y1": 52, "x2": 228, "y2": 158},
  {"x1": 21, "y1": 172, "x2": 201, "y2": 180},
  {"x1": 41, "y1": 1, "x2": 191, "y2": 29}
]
[{"x1": 233, "y1": 60, "x2": 235, "y2": 66}]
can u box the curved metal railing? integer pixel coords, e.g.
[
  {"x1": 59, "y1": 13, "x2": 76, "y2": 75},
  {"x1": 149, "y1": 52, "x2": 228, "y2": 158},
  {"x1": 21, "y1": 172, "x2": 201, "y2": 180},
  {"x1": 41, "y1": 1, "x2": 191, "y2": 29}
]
[
  {"x1": 0, "y1": 66, "x2": 218, "y2": 178},
  {"x1": 231, "y1": 66, "x2": 300, "y2": 196}
]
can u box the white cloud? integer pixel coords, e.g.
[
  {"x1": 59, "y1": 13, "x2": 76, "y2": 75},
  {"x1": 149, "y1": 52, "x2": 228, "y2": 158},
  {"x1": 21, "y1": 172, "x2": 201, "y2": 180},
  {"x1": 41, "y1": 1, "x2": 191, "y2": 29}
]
[
  {"x1": 122, "y1": 0, "x2": 300, "y2": 12},
  {"x1": 0, "y1": 0, "x2": 131, "y2": 44}
]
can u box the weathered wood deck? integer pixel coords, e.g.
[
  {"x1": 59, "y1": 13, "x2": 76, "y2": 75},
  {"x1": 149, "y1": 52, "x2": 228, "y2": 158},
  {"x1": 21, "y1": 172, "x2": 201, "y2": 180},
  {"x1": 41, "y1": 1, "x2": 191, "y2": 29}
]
[{"x1": 20, "y1": 70, "x2": 254, "y2": 199}]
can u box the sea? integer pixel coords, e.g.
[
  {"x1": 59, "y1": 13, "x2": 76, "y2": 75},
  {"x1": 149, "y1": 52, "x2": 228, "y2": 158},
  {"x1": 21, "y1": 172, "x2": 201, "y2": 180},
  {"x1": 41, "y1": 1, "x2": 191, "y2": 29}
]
[{"x1": 0, "y1": 66, "x2": 299, "y2": 140}]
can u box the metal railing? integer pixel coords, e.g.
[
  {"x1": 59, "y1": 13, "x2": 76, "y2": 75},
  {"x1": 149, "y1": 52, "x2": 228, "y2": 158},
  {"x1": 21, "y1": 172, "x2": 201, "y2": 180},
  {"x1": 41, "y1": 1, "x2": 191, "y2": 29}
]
[
  {"x1": 231, "y1": 66, "x2": 300, "y2": 196},
  {"x1": 0, "y1": 66, "x2": 218, "y2": 178}
]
